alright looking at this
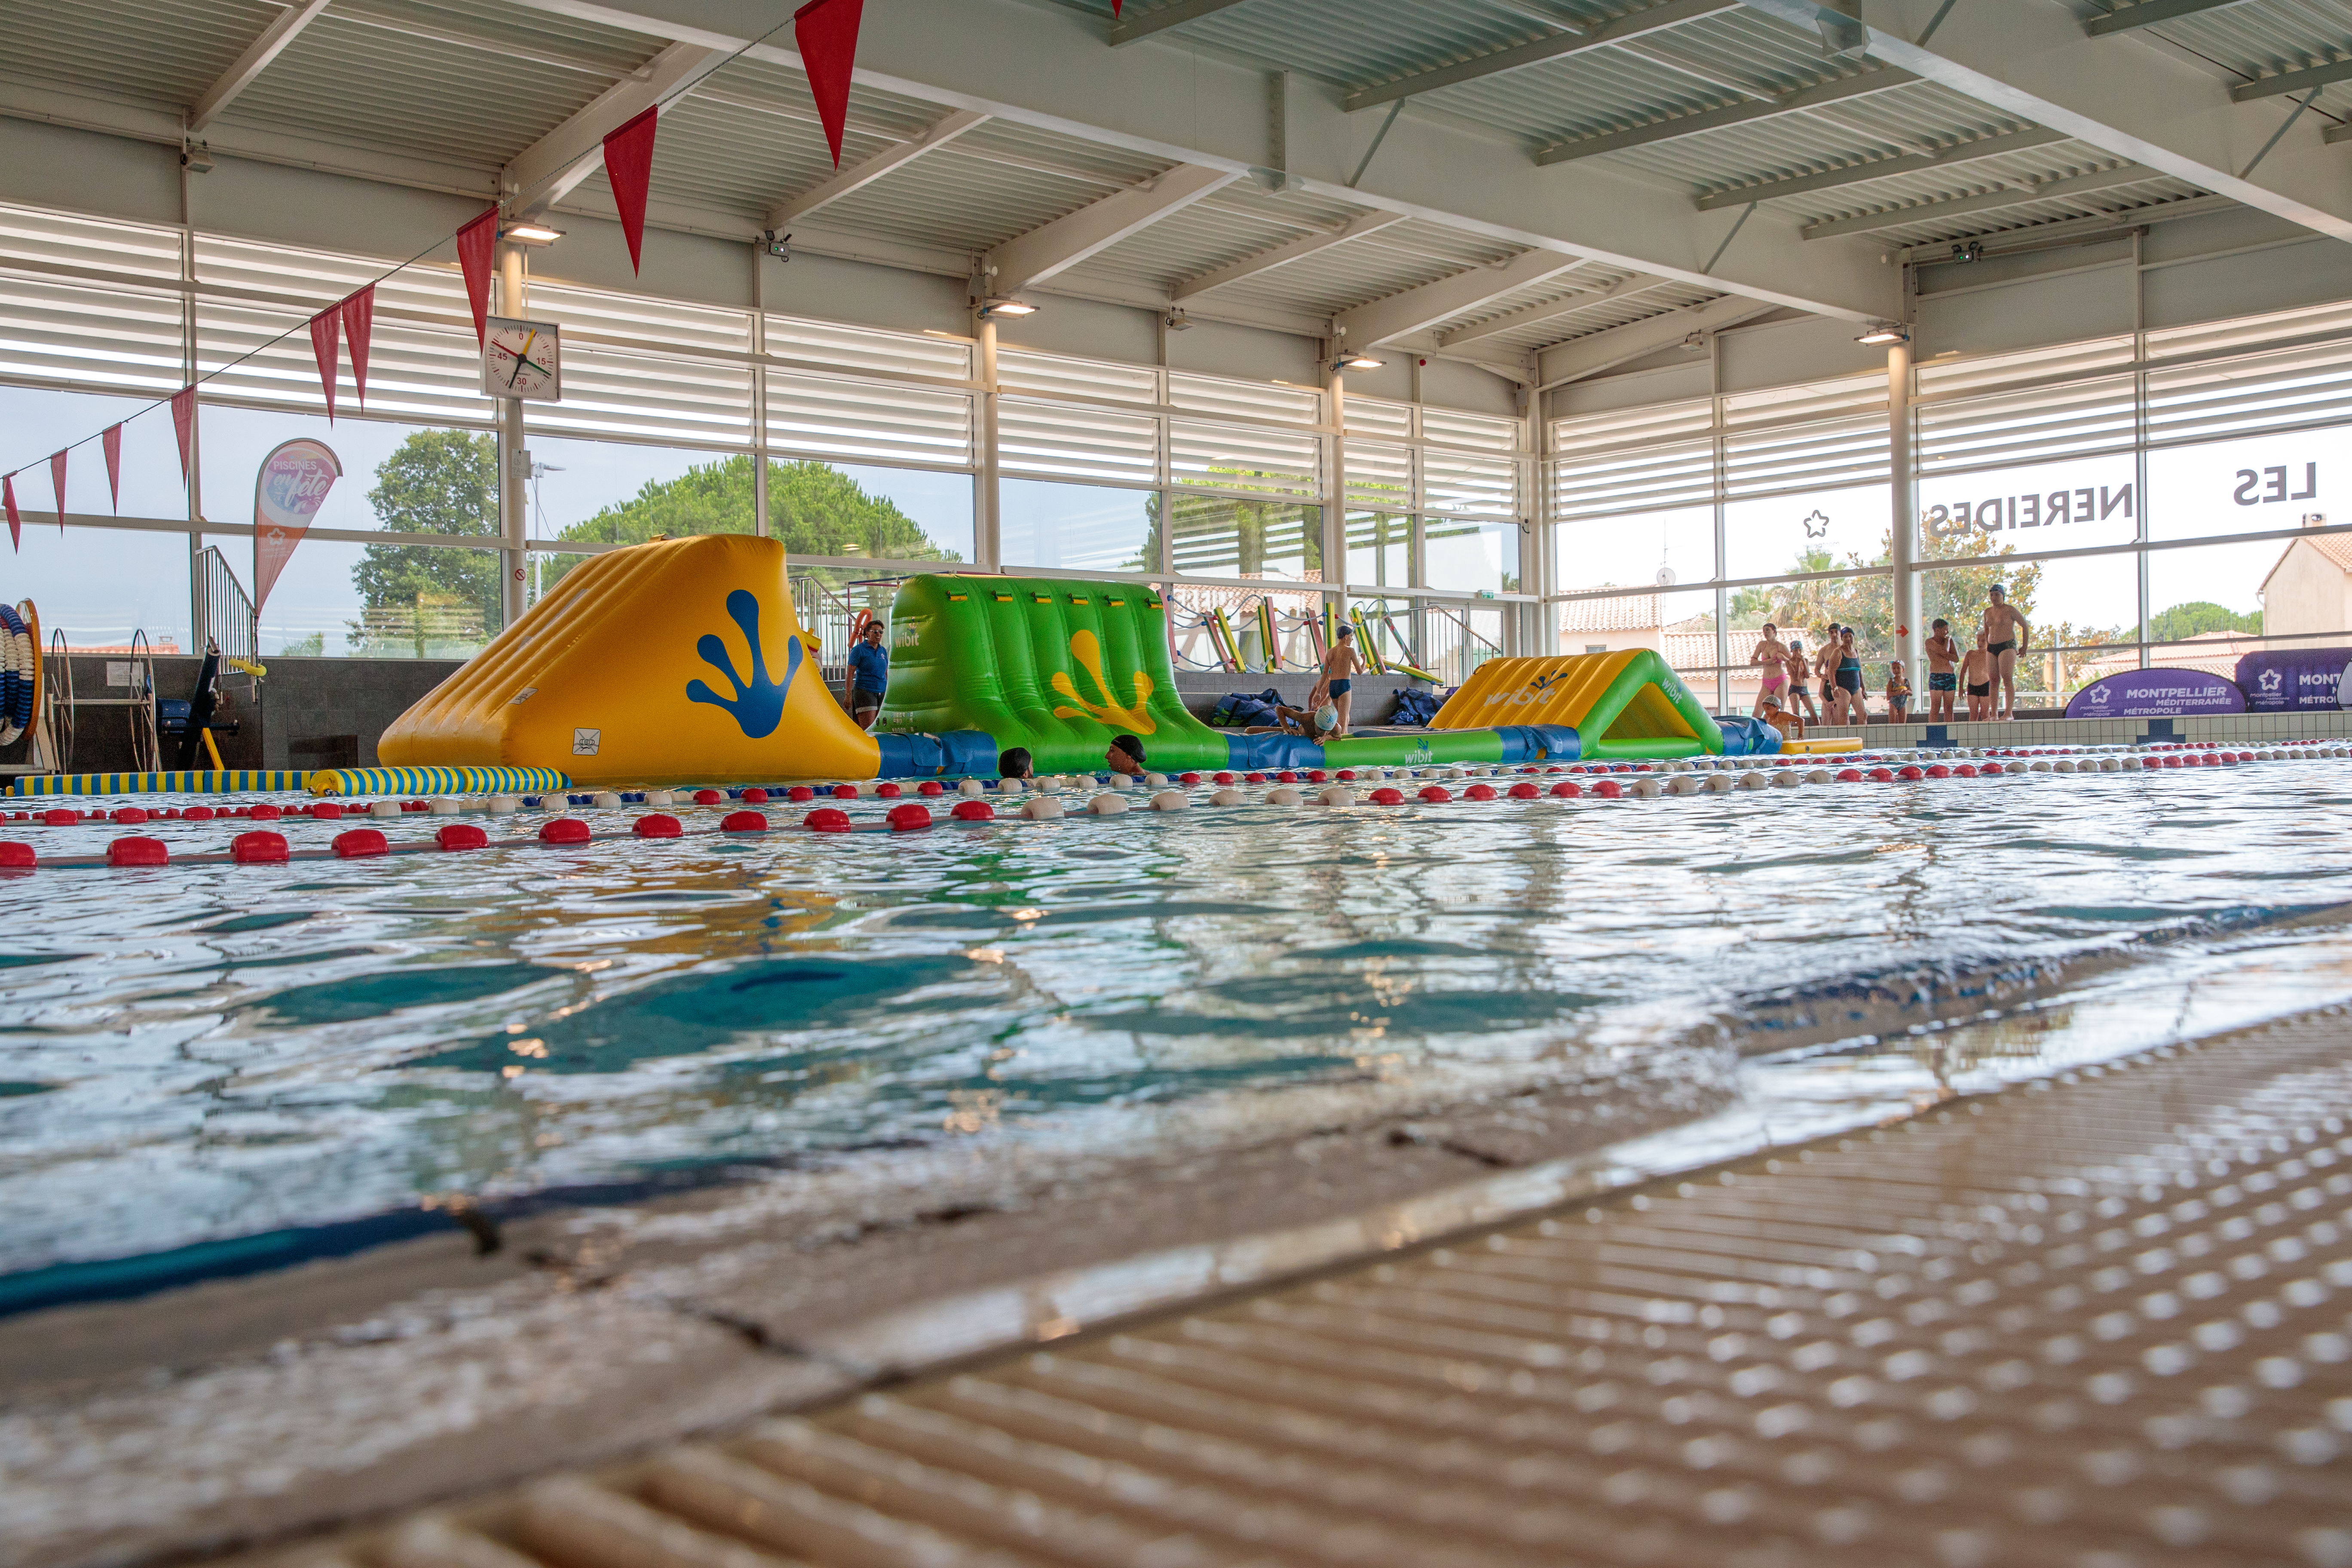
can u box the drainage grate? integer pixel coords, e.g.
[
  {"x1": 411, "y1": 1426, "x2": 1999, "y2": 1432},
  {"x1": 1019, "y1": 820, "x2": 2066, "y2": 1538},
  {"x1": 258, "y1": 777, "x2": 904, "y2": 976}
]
[{"x1": 242, "y1": 1016, "x2": 2352, "y2": 1568}]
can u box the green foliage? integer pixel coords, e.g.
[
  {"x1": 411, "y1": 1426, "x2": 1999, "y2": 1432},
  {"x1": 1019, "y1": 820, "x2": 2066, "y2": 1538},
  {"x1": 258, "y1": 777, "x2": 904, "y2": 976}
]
[
  {"x1": 351, "y1": 430, "x2": 502, "y2": 658},
  {"x1": 540, "y1": 456, "x2": 956, "y2": 591},
  {"x1": 2146, "y1": 600, "x2": 2262, "y2": 642},
  {"x1": 279, "y1": 631, "x2": 325, "y2": 658}
]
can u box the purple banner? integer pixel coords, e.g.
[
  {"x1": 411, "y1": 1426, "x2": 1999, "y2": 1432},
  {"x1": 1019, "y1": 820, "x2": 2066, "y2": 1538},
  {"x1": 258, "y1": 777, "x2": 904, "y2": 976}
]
[
  {"x1": 2065, "y1": 668, "x2": 2246, "y2": 720},
  {"x1": 2236, "y1": 647, "x2": 2352, "y2": 712}
]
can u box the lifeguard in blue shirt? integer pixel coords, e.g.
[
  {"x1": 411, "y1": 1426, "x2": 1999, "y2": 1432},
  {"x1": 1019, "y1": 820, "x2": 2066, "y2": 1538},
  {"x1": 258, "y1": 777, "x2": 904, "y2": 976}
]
[{"x1": 848, "y1": 619, "x2": 889, "y2": 730}]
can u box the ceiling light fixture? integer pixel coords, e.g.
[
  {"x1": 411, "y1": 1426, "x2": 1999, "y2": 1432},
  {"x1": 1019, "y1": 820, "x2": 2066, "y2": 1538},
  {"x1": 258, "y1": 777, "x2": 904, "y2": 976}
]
[
  {"x1": 1334, "y1": 353, "x2": 1384, "y2": 371},
  {"x1": 501, "y1": 223, "x2": 564, "y2": 246},
  {"x1": 1854, "y1": 322, "x2": 1908, "y2": 346},
  {"x1": 977, "y1": 297, "x2": 1037, "y2": 319}
]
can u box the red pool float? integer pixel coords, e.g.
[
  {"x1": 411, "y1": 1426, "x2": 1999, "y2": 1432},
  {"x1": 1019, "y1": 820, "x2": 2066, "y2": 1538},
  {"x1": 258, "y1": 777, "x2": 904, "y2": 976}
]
[
  {"x1": 1924, "y1": 765, "x2": 1950, "y2": 779},
  {"x1": 1180, "y1": 772, "x2": 1203, "y2": 786},
  {"x1": 832, "y1": 784, "x2": 858, "y2": 799},
  {"x1": 1867, "y1": 767, "x2": 1894, "y2": 783},
  {"x1": 41, "y1": 808, "x2": 74, "y2": 826},
  {"x1": 312, "y1": 801, "x2": 344, "y2": 820},
  {"x1": 788, "y1": 785, "x2": 816, "y2": 801},
  {"x1": 1369, "y1": 787, "x2": 1406, "y2": 805},
  {"x1": 183, "y1": 805, "x2": 215, "y2": 821},
  {"x1": 110, "y1": 806, "x2": 147, "y2": 825},
  {"x1": 333, "y1": 828, "x2": 389, "y2": 858},
  {"x1": 108, "y1": 836, "x2": 168, "y2": 867},
  {"x1": 1507, "y1": 782, "x2": 1540, "y2": 800},
  {"x1": 1335, "y1": 770, "x2": 1356, "y2": 781},
  {"x1": 1246, "y1": 773, "x2": 1268, "y2": 784},
  {"x1": 538, "y1": 818, "x2": 591, "y2": 845},
  {"x1": 2162, "y1": 755, "x2": 2183, "y2": 768},
  {"x1": 1277, "y1": 771, "x2": 1298, "y2": 783},
  {"x1": 249, "y1": 804, "x2": 282, "y2": 821},
  {"x1": 721, "y1": 810, "x2": 769, "y2": 833},
  {"x1": 1897, "y1": 765, "x2": 1924, "y2": 780},
  {"x1": 1306, "y1": 770, "x2": 1327, "y2": 783},
  {"x1": 740, "y1": 787, "x2": 769, "y2": 804},
  {"x1": 1419, "y1": 785, "x2": 1452, "y2": 803},
  {"x1": 1214, "y1": 772, "x2": 1236, "y2": 785},
  {"x1": 803, "y1": 808, "x2": 851, "y2": 832},
  {"x1": 886, "y1": 803, "x2": 933, "y2": 832},
  {"x1": 1837, "y1": 768, "x2": 1863, "y2": 783},
  {"x1": 1550, "y1": 781, "x2": 1582, "y2": 798},
  {"x1": 1593, "y1": 780, "x2": 1623, "y2": 799},
  {"x1": 917, "y1": 781, "x2": 944, "y2": 796},
  {"x1": 1464, "y1": 784, "x2": 1498, "y2": 800},
  {"x1": 950, "y1": 799, "x2": 994, "y2": 821},
  {"x1": 633, "y1": 814, "x2": 683, "y2": 838},
  {"x1": 694, "y1": 789, "x2": 724, "y2": 805},
  {"x1": 231, "y1": 830, "x2": 288, "y2": 863},
  {"x1": 1952, "y1": 764, "x2": 1977, "y2": 778},
  {"x1": 876, "y1": 782, "x2": 902, "y2": 798},
  {"x1": 0, "y1": 841, "x2": 34, "y2": 868},
  {"x1": 436, "y1": 824, "x2": 488, "y2": 851}
]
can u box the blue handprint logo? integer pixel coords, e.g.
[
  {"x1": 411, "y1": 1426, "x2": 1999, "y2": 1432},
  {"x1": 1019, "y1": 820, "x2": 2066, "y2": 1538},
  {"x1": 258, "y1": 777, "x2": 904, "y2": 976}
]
[{"x1": 687, "y1": 589, "x2": 798, "y2": 738}]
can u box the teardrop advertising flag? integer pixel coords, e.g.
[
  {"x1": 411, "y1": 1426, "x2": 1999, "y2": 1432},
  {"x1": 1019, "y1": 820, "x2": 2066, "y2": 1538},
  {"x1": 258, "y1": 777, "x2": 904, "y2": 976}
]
[{"x1": 251, "y1": 437, "x2": 341, "y2": 615}]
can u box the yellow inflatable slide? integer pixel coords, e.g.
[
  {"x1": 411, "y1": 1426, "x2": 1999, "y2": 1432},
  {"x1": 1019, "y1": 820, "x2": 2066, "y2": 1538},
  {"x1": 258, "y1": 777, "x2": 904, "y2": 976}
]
[{"x1": 380, "y1": 535, "x2": 879, "y2": 787}]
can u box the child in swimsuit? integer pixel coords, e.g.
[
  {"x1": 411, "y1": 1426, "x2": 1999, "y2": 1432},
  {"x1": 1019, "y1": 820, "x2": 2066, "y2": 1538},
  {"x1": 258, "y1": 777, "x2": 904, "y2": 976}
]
[
  {"x1": 1783, "y1": 640, "x2": 1819, "y2": 724},
  {"x1": 1885, "y1": 659, "x2": 1910, "y2": 724},
  {"x1": 1750, "y1": 622, "x2": 1790, "y2": 718},
  {"x1": 1923, "y1": 618, "x2": 1960, "y2": 722},
  {"x1": 1962, "y1": 633, "x2": 1992, "y2": 721}
]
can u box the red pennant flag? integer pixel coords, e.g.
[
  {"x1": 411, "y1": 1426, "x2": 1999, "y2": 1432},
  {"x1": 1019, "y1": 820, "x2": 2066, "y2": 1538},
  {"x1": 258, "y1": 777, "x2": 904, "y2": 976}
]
[
  {"x1": 456, "y1": 206, "x2": 499, "y2": 346},
  {"x1": 1112, "y1": 0, "x2": 1121, "y2": 12},
  {"x1": 170, "y1": 386, "x2": 196, "y2": 487},
  {"x1": 3, "y1": 475, "x2": 17, "y2": 552},
  {"x1": 102, "y1": 423, "x2": 122, "y2": 513},
  {"x1": 602, "y1": 106, "x2": 658, "y2": 274},
  {"x1": 49, "y1": 449, "x2": 65, "y2": 533},
  {"x1": 795, "y1": 0, "x2": 864, "y2": 168},
  {"x1": 308, "y1": 305, "x2": 341, "y2": 422},
  {"x1": 341, "y1": 285, "x2": 375, "y2": 411}
]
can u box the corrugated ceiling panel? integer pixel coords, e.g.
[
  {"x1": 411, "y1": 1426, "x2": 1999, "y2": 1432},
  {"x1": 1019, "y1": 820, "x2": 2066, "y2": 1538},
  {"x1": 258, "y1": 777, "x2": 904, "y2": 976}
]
[
  {"x1": 1834, "y1": 174, "x2": 2203, "y2": 248},
  {"x1": 1057, "y1": 199, "x2": 1345, "y2": 297},
  {"x1": 811, "y1": 151, "x2": 1122, "y2": 255},
  {"x1": 1608, "y1": 85, "x2": 2045, "y2": 194},
  {"x1": 1207, "y1": 239, "x2": 1471, "y2": 318},
  {"x1": 1167, "y1": 0, "x2": 1609, "y2": 98},
  {"x1": 0, "y1": 0, "x2": 273, "y2": 110},
  {"x1": 226, "y1": 12, "x2": 602, "y2": 166}
]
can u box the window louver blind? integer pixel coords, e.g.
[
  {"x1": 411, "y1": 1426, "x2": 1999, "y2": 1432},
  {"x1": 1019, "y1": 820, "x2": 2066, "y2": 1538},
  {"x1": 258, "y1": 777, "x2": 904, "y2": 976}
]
[
  {"x1": 1424, "y1": 447, "x2": 1518, "y2": 519},
  {"x1": 194, "y1": 239, "x2": 490, "y2": 423},
  {"x1": 1421, "y1": 407, "x2": 1519, "y2": 452},
  {"x1": 998, "y1": 398, "x2": 1159, "y2": 484},
  {"x1": 1344, "y1": 441, "x2": 1413, "y2": 511},
  {"x1": 1344, "y1": 396, "x2": 1413, "y2": 441},
  {"x1": 0, "y1": 274, "x2": 183, "y2": 394},
  {"x1": 767, "y1": 370, "x2": 971, "y2": 467},
  {"x1": 999, "y1": 349, "x2": 1157, "y2": 404},
  {"x1": 1172, "y1": 418, "x2": 1319, "y2": 497},
  {"x1": 1549, "y1": 399, "x2": 1714, "y2": 520},
  {"x1": 1721, "y1": 374, "x2": 1887, "y2": 499},
  {"x1": 767, "y1": 315, "x2": 971, "y2": 381},
  {"x1": 1916, "y1": 376, "x2": 2137, "y2": 475},
  {"x1": 1169, "y1": 371, "x2": 1322, "y2": 426},
  {"x1": 2144, "y1": 339, "x2": 2352, "y2": 448}
]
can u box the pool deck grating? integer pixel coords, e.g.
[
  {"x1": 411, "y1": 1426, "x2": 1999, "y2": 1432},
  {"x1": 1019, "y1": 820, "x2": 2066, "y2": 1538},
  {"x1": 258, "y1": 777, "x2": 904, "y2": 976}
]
[{"x1": 185, "y1": 1007, "x2": 2352, "y2": 1568}]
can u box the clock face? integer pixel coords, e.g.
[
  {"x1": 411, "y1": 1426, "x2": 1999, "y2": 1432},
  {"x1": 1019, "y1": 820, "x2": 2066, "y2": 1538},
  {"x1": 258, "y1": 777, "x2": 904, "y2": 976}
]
[{"x1": 483, "y1": 315, "x2": 560, "y2": 401}]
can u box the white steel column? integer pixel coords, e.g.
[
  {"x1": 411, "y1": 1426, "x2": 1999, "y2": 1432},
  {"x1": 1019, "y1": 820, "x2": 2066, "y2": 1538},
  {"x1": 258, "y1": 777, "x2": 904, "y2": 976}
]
[
  {"x1": 180, "y1": 154, "x2": 203, "y2": 648},
  {"x1": 1711, "y1": 334, "x2": 1729, "y2": 710},
  {"x1": 1325, "y1": 351, "x2": 1346, "y2": 629},
  {"x1": 751, "y1": 243, "x2": 769, "y2": 540},
  {"x1": 498, "y1": 242, "x2": 529, "y2": 628},
  {"x1": 1888, "y1": 339, "x2": 1918, "y2": 687},
  {"x1": 975, "y1": 313, "x2": 1000, "y2": 571}
]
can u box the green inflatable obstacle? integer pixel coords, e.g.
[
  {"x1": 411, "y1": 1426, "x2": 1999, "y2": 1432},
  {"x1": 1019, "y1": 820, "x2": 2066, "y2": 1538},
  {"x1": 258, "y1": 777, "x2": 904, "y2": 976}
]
[{"x1": 878, "y1": 575, "x2": 1231, "y2": 775}]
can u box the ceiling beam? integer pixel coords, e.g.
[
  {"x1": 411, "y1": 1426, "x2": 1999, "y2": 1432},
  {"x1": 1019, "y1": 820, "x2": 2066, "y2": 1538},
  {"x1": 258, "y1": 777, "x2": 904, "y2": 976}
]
[
  {"x1": 1434, "y1": 273, "x2": 1665, "y2": 348},
  {"x1": 1332, "y1": 248, "x2": 1587, "y2": 347},
  {"x1": 1536, "y1": 67, "x2": 1920, "y2": 165},
  {"x1": 1694, "y1": 125, "x2": 2070, "y2": 211},
  {"x1": 1341, "y1": 0, "x2": 1740, "y2": 114},
  {"x1": 2083, "y1": 0, "x2": 2260, "y2": 37},
  {"x1": 503, "y1": 40, "x2": 729, "y2": 218},
  {"x1": 1735, "y1": 0, "x2": 2352, "y2": 245},
  {"x1": 1107, "y1": 0, "x2": 1260, "y2": 46},
  {"x1": 2235, "y1": 57, "x2": 2352, "y2": 103},
  {"x1": 1538, "y1": 293, "x2": 1773, "y2": 386},
  {"x1": 188, "y1": 0, "x2": 333, "y2": 134},
  {"x1": 1799, "y1": 164, "x2": 2163, "y2": 239},
  {"x1": 765, "y1": 108, "x2": 988, "y2": 228},
  {"x1": 1170, "y1": 209, "x2": 1407, "y2": 301},
  {"x1": 985, "y1": 163, "x2": 1238, "y2": 293}
]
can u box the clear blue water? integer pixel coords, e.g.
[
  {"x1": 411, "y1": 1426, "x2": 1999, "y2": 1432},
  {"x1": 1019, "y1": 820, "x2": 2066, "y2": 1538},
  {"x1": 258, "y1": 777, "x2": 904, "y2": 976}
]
[{"x1": 7, "y1": 760, "x2": 2352, "y2": 1308}]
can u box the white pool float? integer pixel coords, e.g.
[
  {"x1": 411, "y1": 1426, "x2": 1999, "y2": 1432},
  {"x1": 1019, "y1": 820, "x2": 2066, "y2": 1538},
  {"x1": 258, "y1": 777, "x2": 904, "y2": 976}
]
[
  {"x1": 1087, "y1": 793, "x2": 1127, "y2": 815},
  {"x1": 1021, "y1": 796, "x2": 1063, "y2": 820},
  {"x1": 1150, "y1": 790, "x2": 1188, "y2": 811}
]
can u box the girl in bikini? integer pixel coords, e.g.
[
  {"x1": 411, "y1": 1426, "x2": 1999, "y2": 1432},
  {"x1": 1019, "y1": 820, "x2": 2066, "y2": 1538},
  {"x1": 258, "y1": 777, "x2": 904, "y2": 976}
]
[{"x1": 1750, "y1": 621, "x2": 1790, "y2": 717}]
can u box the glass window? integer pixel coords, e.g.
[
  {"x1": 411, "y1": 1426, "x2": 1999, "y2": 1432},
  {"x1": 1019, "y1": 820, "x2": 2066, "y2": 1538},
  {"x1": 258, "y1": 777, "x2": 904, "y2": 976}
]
[
  {"x1": 229, "y1": 534, "x2": 502, "y2": 660},
  {"x1": 1350, "y1": 595, "x2": 1421, "y2": 674},
  {"x1": 1918, "y1": 453, "x2": 2138, "y2": 555},
  {"x1": 1170, "y1": 495, "x2": 1322, "y2": 582},
  {"x1": 2148, "y1": 538, "x2": 2295, "y2": 655},
  {"x1": 1921, "y1": 548, "x2": 2138, "y2": 699},
  {"x1": 0, "y1": 385, "x2": 190, "y2": 521},
  {"x1": 202, "y1": 406, "x2": 495, "y2": 538},
  {"x1": 2145, "y1": 429, "x2": 2352, "y2": 541},
  {"x1": 12, "y1": 523, "x2": 193, "y2": 654},
  {"x1": 1424, "y1": 516, "x2": 1520, "y2": 594},
  {"x1": 1345, "y1": 511, "x2": 1409, "y2": 589},
  {"x1": 1553, "y1": 505, "x2": 1713, "y2": 594},
  {"x1": 1000, "y1": 479, "x2": 1152, "y2": 573},
  {"x1": 1724, "y1": 484, "x2": 1890, "y2": 582},
  {"x1": 1425, "y1": 601, "x2": 1507, "y2": 686}
]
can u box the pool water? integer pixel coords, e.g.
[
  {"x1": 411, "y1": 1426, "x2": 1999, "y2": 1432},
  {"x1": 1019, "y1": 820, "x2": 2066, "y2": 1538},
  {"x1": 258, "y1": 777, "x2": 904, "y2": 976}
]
[{"x1": 8, "y1": 760, "x2": 2352, "y2": 1308}]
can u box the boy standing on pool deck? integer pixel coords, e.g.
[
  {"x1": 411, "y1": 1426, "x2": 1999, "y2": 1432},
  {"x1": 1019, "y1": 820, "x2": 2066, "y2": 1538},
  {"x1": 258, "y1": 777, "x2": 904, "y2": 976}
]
[
  {"x1": 1962, "y1": 632, "x2": 1992, "y2": 721},
  {"x1": 1923, "y1": 618, "x2": 1960, "y2": 722},
  {"x1": 1979, "y1": 584, "x2": 2030, "y2": 721},
  {"x1": 848, "y1": 619, "x2": 888, "y2": 732},
  {"x1": 1311, "y1": 625, "x2": 1363, "y2": 737}
]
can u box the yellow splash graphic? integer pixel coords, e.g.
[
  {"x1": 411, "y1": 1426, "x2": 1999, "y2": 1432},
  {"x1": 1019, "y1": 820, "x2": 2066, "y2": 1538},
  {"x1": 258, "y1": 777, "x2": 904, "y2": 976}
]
[{"x1": 1050, "y1": 629, "x2": 1156, "y2": 733}]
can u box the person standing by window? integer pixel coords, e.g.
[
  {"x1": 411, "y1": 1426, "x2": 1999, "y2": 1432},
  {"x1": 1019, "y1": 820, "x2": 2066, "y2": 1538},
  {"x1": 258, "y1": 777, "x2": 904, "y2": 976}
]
[
  {"x1": 848, "y1": 619, "x2": 889, "y2": 731},
  {"x1": 1749, "y1": 622, "x2": 1790, "y2": 719},
  {"x1": 1311, "y1": 625, "x2": 1364, "y2": 738}
]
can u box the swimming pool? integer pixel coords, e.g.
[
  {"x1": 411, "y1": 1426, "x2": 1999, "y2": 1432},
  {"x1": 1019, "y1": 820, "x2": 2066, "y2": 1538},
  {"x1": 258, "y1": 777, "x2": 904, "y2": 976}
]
[{"x1": 8, "y1": 750, "x2": 2352, "y2": 1311}]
